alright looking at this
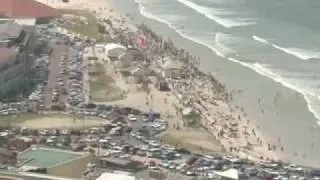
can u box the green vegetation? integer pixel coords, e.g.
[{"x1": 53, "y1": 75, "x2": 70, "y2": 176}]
[
  {"x1": 0, "y1": 113, "x2": 42, "y2": 127},
  {"x1": 0, "y1": 113, "x2": 106, "y2": 129},
  {"x1": 59, "y1": 9, "x2": 104, "y2": 40},
  {"x1": 89, "y1": 62, "x2": 125, "y2": 102}
]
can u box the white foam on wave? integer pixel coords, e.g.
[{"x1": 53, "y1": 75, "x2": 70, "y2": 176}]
[
  {"x1": 252, "y1": 35, "x2": 320, "y2": 60},
  {"x1": 272, "y1": 45, "x2": 320, "y2": 60},
  {"x1": 177, "y1": 0, "x2": 256, "y2": 28},
  {"x1": 134, "y1": 0, "x2": 228, "y2": 59},
  {"x1": 133, "y1": 0, "x2": 320, "y2": 121},
  {"x1": 209, "y1": 8, "x2": 238, "y2": 16},
  {"x1": 252, "y1": 35, "x2": 269, "y2": 44},
  {"x1": 215, "y1": 33, "x2": 236, "y2": 55},
  {"x1": 228, "y1": 59, "x2": 320, "y2": 121},
  {"x1": 305, "y1": 95, "x2": 320, "y2": 123}
]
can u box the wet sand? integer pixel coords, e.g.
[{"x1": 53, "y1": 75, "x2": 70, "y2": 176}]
[{"x1": 112, "y1": 0, "x2": 320, "y2": 167}]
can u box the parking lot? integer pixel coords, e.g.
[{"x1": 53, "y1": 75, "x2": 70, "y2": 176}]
[
  {"x1": 67, "y1": 46, "x2": 87, "y2": 106},
  {"x1": 43, "y1": 44, "x2": 68, "y2": 109}
]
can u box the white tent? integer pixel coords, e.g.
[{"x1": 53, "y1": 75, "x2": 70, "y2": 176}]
[
  {"x1": 105, "y1": 43, "x2": 127, "y2": 58},
  {"x1": 182, "y1": 107, "x2": 193, "y2": 116},
  {"x1": 162, "y1": 59, "x2": 183, "y2": 70},
  {"x1": 214, "y1": 168, "x2": 239, "y2": 180},
  {"x1": 96, "y1": 172, "x2": 135, "y2": 180}
]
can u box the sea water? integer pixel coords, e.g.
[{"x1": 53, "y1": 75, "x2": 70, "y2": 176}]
[{"x1": 112, "y1": 0, "x2": 320, "y2": 167}]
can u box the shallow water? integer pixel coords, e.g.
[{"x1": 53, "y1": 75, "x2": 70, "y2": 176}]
[{"x1": 112, "y1": 0, "x2": 320, "y2": 167}]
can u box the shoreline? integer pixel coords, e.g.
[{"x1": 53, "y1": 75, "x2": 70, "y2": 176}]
[
  {"x1": 35, "y1": 0, "x2": 316, "y2": 166},
  {"x1": 37, "y1": 0, "x2": 281, "y2": 163},
  {"x1": 112, "y1": 0, "x2": 320, "y2": 168}
]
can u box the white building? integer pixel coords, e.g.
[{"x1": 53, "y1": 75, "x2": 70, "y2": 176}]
[{"x1": 96, "y1": 172, "x2": 135, "y2": 180}]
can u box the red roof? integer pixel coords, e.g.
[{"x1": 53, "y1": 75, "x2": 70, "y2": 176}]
[{"x1": 0, "y1": 0, "x2": 60, "y2": 18}]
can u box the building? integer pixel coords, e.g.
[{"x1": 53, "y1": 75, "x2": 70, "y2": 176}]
[
  {"x1": 149, "y1": 169, "x2": 166, "y2": 180},
  {"x1": 155, "y1": 77, "x2": 170, "y2": 91},
  {"x1": 105, "y1": 43, "x2": 127, "y2": 60},
  {"x1": 9, "y1": 137, "x2": 33, "y2": 152},
  {"x1": 96, "y1": 157, "x2": 145, "y2": 172},
  {"x1": 0, "y1": 132, "x2": 9, "y2": 145},
  {"x1": 17, "y1": 146, "x2": 95, "y2": 178},
  {"x1": 0, "y1": 22, "x2": 36, "y2": 99},
  {"x1": 161, "y1": 58, "x2": 184, "y2": 79},
  {"x1": 0, "y1": 0, "x2": 60, "y2": 25},
  {"x1": 0, "y1": 148, "x2": 17, "y2": 165}
]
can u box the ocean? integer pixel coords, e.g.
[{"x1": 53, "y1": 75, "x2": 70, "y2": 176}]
[{"x1": 112, "y1": 0, "x2": 320, "y2": 167}]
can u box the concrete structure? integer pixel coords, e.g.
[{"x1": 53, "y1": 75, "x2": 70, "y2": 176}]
[
  {"x1": 17, "y1": 146, "x2": 95, "y2": 178},
  {"x1": 0, "y1": 0, "x2": 60, "y2": 25},
  {"x1": 149, "y1": 169, "x2": 166, "y2": 180},
  {"x1": 161, "y1": 58, "x2": 184, "y2": 79},
  {"x1": 96, "y1": 172, "x2": 135, "y2": 180},
  {"x1": 96, "y1": 157, "x2": 145, "y2": 172},
  {"x1": 0, "y1": 132, "x2": 9, "y2": 145},
  {"x1": 0, "y1": 148, "x2": 17, "y2": 165},
  {"x1": 0, "y1": 22, "x2": 36, "y2": 99},
  {"x1": 9, "y1": 137, "x2": 33, "y2": 151},
  {"x1": 105, "y1": 43, "x2": 126, "y2": 59}
]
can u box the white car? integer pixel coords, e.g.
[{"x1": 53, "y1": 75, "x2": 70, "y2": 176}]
[{"x1": 128, "y1": 114, "x2": 137, "y2": 121}]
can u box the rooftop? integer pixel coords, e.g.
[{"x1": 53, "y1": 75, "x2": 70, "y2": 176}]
[
  {"x1": 98, "y1": 157, "x2": 132, "y2": 166},
  {"x1": 0, "y1": 0, "x2": 60, "y2": 19},
  {"x1": 18, "y1": 146, "x2": 85, "y2": 168},
  {"x1": 0, "y1": 22, "x2": 23, "y2": 39}
]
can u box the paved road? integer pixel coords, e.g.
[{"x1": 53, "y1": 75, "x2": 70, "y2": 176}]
[{"x1": 43, "y1": 44, "x2": 68, "y2": 108}]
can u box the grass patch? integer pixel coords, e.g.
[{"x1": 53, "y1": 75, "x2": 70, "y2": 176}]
[
  {"x1": 0, "y1": 113, "x2": 78, "y2": 127},
  {"x1": 89, "y1": 62, "x2": 125, "y2": 102},
  {"x1": 0, "y1": 113, "x2": 107, "y2": 129},
  {"x1": 58, "y1": 9, "x2": 104, "y2": 40},
  {"x1": 0, "y1": 113, "x2": 39, "y2": 127}
]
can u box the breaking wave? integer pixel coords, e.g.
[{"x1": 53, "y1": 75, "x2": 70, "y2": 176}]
[
  {"x1": 133, "y1": 0, "x2": 320, "y2": 121},
  {"x1": 272, "y1": 46, "x2": 320, "y2": 60},
  {"x1": 177, "y1": 0, "x2": 256, "y2": 28},
  {"x1": 252, "y1": 35, "x2": 269, "y2": 44},
  {"x1": 252, "y1": 35, "x2": 320, "y2": 60},
  {"x1": 228, "y1": 59, "x2": 320, "y2": 121}
]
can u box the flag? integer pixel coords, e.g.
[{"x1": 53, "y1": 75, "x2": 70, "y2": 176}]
[{"x1": 137, "y1": 35, "x2": 147, "y2": 49}]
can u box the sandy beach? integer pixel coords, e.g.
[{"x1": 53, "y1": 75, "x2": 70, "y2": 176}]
[{"x1": 37, "y1": 0, "x2": 284, "y2": 163}]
